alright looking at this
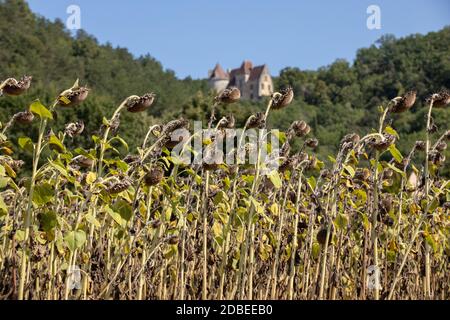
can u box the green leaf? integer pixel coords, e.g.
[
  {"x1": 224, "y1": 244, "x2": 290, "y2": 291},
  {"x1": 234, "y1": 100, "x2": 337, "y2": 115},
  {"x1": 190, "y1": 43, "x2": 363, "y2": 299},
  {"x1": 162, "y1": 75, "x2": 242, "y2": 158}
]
[
  {"x1": 49, "y1": 135, "x2": 65, "y2": 153},
  {"x1": 15, "y1": 230, "x2": 26, "y2": 242},
  {"x1": 384, "y1": 126, "x2": 399, "y2": 139},
  {"x1": 334, "y1": 213, "x2": 349, "y2": 230},
  {"x1": 328, "y1": 155, "x2": 336, "y2": 163},
  {"x1": 343, "y1": 165, "x2": 355, "y2": 177},
  {"x1": 312, "y1": 242, "x2": 321, "y2": 259},
  {"x1": 110, "y1": 136, "x2": 129, "y2": 150},
  {"x1": 307, "y1": 176, "x2": 316, "y2": 190},
  {"x1": 0, "y1": 176, "x2": 9, "y2": 189},
  {"x1": 32, "y1": 183, "x2": 54, "y2": 206},
  {"x1": 106, "y1": 206, "x2": 126, "y2": 228},
  {"x1": 267, "y1": 170, "x2": 282, "y2": 189},
  {"x1": 48, "y1": 160, "x2": 69, "y2": 178},
  {"x1": 64, "y1": 230, "x2": 86, "y2": 251},
  {"x1": 111, "y1": 199, "x2": 132, "y2": 222},
  {"x1": 0, "y1": 195, "x2": 7, "y2": 216},
  {"x1": 85, "y1": 213, "x2": 101, "y2": 228},
  {"x1": 388, "y1": 144, "x2": 403, "y2": 163},
  {"x1": 39, "y1": 211, "x2": 58, "y2": 232},
  {"x1": 18, "y1": 136, "x2": 33, "y2": 152},
  {"x1": 386, "y1": 163, "x2": 407, "y2": 179},
  {"x1": 30, "y1": 100, "x2": 53, "y2": 119},
  {"x1": 424, "y1": 234, "x2": 438, "y2": 253}
]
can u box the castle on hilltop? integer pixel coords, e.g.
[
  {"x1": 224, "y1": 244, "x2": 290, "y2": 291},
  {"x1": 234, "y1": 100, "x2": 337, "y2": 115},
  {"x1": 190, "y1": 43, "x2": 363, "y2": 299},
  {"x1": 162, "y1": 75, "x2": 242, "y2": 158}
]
[{"x1": 208, "y1": 60, "x2": 273, "y2": 101}]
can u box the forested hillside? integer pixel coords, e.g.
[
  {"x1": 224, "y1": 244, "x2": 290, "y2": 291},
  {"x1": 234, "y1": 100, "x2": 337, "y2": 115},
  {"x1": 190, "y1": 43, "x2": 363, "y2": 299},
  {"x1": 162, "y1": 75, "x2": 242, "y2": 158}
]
[
  {"x1": 1, "y1": 0, "x2": 449, "y2": 173},
  {"x1": 0, "y1": 0, "x2": 208, "y2": 162}
]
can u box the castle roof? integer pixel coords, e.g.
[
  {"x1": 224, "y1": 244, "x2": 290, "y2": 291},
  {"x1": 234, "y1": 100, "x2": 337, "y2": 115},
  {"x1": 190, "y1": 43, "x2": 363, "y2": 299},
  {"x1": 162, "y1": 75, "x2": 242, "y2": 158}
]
[
  {"x1": 248, "y1": 65, "x2": 267, "y2": 81},
  {"x1": 209, "y1": 63, "x2": 229, "y2": 80}
]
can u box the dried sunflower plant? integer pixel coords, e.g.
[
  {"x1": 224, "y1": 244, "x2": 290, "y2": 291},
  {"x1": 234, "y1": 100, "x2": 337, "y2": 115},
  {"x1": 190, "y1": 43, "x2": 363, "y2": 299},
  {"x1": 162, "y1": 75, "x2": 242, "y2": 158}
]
[{"x1": 0, "y1": 76, "x2": 448, "y2": 301}]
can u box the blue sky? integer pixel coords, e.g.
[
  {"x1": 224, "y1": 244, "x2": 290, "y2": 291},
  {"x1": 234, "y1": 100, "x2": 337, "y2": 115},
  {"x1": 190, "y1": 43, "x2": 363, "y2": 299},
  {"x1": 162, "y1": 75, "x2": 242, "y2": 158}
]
[{"x1": 26, "y1": 0, "x2": 449, "y2": 79}]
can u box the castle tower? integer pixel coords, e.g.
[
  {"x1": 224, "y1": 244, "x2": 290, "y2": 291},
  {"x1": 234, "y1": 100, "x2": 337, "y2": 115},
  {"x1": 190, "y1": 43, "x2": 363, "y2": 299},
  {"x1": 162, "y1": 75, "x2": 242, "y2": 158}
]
[{"x1": 208, "y1": 63, "x2": 229, "y2": 93}]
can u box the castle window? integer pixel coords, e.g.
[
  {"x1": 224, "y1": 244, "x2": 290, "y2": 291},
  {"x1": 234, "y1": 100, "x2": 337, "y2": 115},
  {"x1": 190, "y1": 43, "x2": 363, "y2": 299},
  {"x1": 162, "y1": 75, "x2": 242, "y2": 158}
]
[
  {"x1": 250, "y1": 93, "x2": 254, "y2": 99},
  {"x1": 261, "y1": 83, "x2": 265, "y2": 90},
  {"x1": 250, "y1": 84, "x2": 253, "y2": 90}
]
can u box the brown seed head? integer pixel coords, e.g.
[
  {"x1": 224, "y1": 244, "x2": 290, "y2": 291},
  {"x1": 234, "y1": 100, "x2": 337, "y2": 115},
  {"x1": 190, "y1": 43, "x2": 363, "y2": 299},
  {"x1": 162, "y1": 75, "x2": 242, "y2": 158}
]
[
  {"x1": 162, "y1": 118, "x2": 189, "y2": 136},
  {"x1": 144, "y1": 166, "x2": 165, "y2": 186},
  {"x1": 427, "y1": 89, "x2": 450, "y2": 108},
  {"x1": 64, "y1": 120, "x2": 84, "y2": 137},
  {"x1": 217, "y1": 114, "x2": 236, "y2": 129},
  {"x1": 13, "y1": 110, "x2": 34, "y2": 124},
  {"x1": 126, "y1": 93, "x2": 156, "y2": 113},
  {"x1": 390, "y1": 90, "x2": 416, "y2": 113},
  {"x1": 71, "y1": 155, "x2": 94, "y2": 168},
  {"x1": 289, "y1": 120, "x2": 310, "y2": 138},
  {"x1": 2, "y1": 76, "x2": 32, "y2": 96},
  {"x1": 107, "y1": 178, "x2": 131, "y2": 194},
  {"x1": 415, "y1": 140, "x2": 426, "y2": 151},
  {"x1": 371, "y1": 133, "x2": 396, "y2": 151},
  {"x1": 271, "y1": 86, "x2": 294, "y2": 110},
  {"x1": 58, "y1": 86, "x2": 89, "y2": 107},
  {"x1": 215, "y1": 87, "x2": 241, "y2": 104},
  {"x1": 305, "y1": 138, "x2": 319, "y2": 149},
  {"x1": 246, "y1": 112, "x2": 266, "y2": 129}
]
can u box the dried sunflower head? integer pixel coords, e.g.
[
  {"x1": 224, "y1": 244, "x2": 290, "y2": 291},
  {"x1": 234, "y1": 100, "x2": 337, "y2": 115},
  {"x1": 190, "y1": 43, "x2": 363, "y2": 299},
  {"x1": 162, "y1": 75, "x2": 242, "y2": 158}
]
[
  {"x1": 246, "y1": 112, "x2": 266, "y2": 129},
  {"x1": 279, "y1": 155, "x2": 299, "y2": 172},
  {"x1": 279, "y1": 141, "x2": 291, "y2": 158},
  {"x1": 64, "y1": 121, "x2": 85, "y2": 138},
  {"x1": 162, "y1": 118, "x2": 189, "y2": 136},
  {"x1": 215, "y1": 87, "x2": 241, "y2": 104},
  {"x1": 389, "y1": 90, "x2": 416, "y2": 113},
  {"x1": 340, "y1": 133, "x2": 360, "y2": 147},
  {"x1": 217, "y1": 114, "x2": 236, "y2": 129},
  {"x1": 13, "y1": 110, "x2": 34, "y2": 124},
  {"x1": 305, "y1": 138, "x2": 319, "y2": 149},
  {"x1": 435, "y1": 141, "x2": 447, "y2": 152},
  {"x1": 288, "y1": 120, "x2": 310, "y2": 138},
  {"x1": 107, "y1": 178, "x2": 131, "y2": 194},
  {"x1": 126, "y1": 93, "x2": 156, "y2": 113},
  {"x1": 371, "y1": 133, "x2": 396, "y2": 151},
  {"x1": 428, "y1": 150, "x2": 445, "y2": 166},
  {"x1": 415, "y1": 140, "x2": 426, "y2": 151},
  {"x1": 427, "y1": 89, "x2": 450, "y2": 108},
  {"x1": 1, "y1": 76, "x2": 32, "y2": 96},
  {"x1": 271, "y1": 86, "x2": 294, "y2": 110},
  {"x1": 57, "y1": 79, "x2": 89, "y2": 107},
  {"x1": 71, "y1": 155, "x2": 94, "y2": 168},
  {"x1": 144, "y1": 166, "x2": 165, "y2": 186}
]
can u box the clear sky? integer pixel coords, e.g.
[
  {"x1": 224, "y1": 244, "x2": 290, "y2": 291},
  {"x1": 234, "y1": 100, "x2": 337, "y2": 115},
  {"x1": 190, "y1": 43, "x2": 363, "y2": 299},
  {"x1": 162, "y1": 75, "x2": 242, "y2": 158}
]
[{"x1": 26, "y1": 0, "x2": 449, "y2": 79}]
